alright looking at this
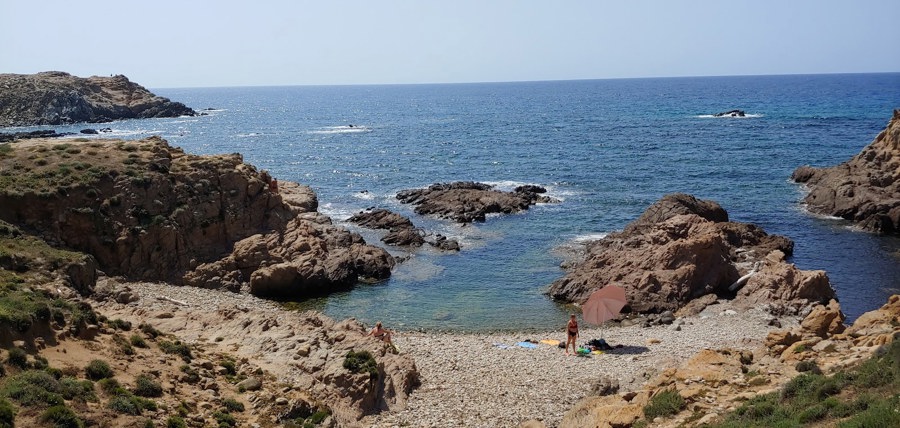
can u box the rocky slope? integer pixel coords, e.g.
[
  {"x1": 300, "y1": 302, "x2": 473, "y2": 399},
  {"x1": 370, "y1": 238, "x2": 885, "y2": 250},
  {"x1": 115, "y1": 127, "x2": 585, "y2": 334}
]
[
  {"x1": 0, "y1": 136, "x2": 393, "y2": 300},
  {"x1": 792, "y1": 110, "x2": 900, "y2": 235},
  {"x1": 0, "y1": 71, "x2": 196, "y2": 126},
  {"x1": 548, "y1": 193, "x2": 835, "y2": 315},
  {"x1": 555, "y1": 295, "x2": 900, "y2": 428}
]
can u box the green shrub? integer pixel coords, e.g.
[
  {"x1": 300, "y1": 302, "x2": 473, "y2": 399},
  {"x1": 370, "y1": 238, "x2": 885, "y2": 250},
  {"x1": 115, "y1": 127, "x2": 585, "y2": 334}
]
[
  {"x1": 107, "y1": 318, "x2": 132, "y2": 331},
  {"x1": 838, "y1": 396, "x2": 900, "y2": 428},
  {"x1": 130, "y1": 334, "x2": 148, "y2": 348},
  {"x1": 343, "y1": 350, "x2": 378, "y2": 380},
  {"x1": 158, "y1": 340, "x2": 192, "y2": 362},
  {"x1": 6, "y1": 347, "x2": 28, "y2": 369},
  {"x1": 643, "y1": 389, "x2": 684, "y2": 420},
  {"x1": 179, "y1": 365, "x2": 200, "y2": 383},
  {"x1": 222, "y1": 398, "x2": 244, "y2": 413},
  {"x1": 133, "y1": 375, "x2": 162, "y2": 398},
  {"x1": 213, "y1": 410, "x2": 237, "y2": 427},
  {"x1": 795, "y1": 360, "x2": 821, "y2": 374},
  {"x1": 41, "y1": 405, "x2": 83, "y2": 428},
  {"x1": 309, "y1": 408, "x2": 331, "y2": 424},
  {"x1": 0, "y1": 398, "x2": 14, "y2": 426},
  {"x1": 59, "y1": 377, "x2": 95, "y2": 402},
  {"x1": 166, "y1": 415, "x2": 187, "y2": 428},
  {"x1": 2, "y1": 369, "x2": 64, "y2": 407},
  {"x1": 84, "y1": 360, "x2": 113, "y2": 380}
]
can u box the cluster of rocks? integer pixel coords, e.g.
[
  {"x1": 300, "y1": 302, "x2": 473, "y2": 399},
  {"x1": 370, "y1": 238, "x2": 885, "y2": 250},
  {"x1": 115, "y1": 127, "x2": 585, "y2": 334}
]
[
  {"x1": 713, "y1": 109, "x2": 746, "y2": 117},
  {"x1": 348, "y1": 208, "x2": 460, "y2": 251},
  {"x1": 94, "y1": 280, "x2": 420, "y2": 426},
  {"x1": 396, "y1": 181, "x2": 558, "y2": 223},
  {"x1": 548, "y1": 193, "x2": 835, "y2": 315},
  {"x1": 792, "y1": 110, "x2": 900, "y2": 235},
  {"x1": 0, "y1": 71, "x2": 196, "y2": 126}
]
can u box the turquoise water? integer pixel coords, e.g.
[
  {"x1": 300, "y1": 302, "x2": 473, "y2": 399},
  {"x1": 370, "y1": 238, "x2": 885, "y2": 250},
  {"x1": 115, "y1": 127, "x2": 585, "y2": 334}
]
[{"x1": 7, "y1": 73, "x2": 900, "y2": 331}]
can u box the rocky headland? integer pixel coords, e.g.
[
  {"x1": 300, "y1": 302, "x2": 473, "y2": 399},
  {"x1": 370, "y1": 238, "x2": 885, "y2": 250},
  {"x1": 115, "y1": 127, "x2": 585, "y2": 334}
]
[
  {"x1": 0, "y1": 71, "x2": 196, "y2": 127},
  {"x1": 792, "y1": 110, "x2": 900, "y2": 235},
  {"x1": 0, "y1": 137, "x2": 394, "y2": 299},
  {"x1": 548, "y1": 193, "x2": 835, "y2": 315}
]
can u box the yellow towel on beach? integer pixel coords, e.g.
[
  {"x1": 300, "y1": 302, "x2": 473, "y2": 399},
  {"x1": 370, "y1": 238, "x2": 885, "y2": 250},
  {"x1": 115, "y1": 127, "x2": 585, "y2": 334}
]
[
  {"x1": 591, "y1": 350, "x2": 604, "y2": 355},
  {"x1": 540, "y1": 339, "x2": 561, "y2": 346}
]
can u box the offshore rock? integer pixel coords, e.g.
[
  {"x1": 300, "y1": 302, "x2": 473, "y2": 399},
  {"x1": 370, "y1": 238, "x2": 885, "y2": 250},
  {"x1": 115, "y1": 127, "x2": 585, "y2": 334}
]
[
  {"x1": 396, "y1": 181, "x2": 558, "y2": 223},
  {"x1": 792, "y1": 110, "x2": 900, "y2": 235},
  {"x1": 0, "y1": 137, "x2": 393, "y2": 299},
  {"x1": 547, "y1": 193, "x2": 833, "y2": 314},
  {"x1": 348, "y1": 208, "x2": 461, "y2": 250},
  {"x1": 0, "y1": 71, "x2": 196, "y2": 126}
]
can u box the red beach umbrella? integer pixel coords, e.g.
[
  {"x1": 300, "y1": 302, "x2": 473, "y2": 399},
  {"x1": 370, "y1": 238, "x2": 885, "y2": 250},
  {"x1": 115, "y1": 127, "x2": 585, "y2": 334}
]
[{"x1": 582, "y1": 285, "x2": 627, "y2": 337}]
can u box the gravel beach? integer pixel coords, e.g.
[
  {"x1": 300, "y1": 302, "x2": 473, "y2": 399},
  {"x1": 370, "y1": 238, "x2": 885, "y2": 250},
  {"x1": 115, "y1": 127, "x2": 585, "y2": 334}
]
[{"x1": 106, "y1": 282, "x2": 796, "y2": 428}]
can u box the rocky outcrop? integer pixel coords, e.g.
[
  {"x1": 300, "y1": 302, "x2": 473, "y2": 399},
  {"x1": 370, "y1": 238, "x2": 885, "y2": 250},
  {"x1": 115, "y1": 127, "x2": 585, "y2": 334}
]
[
  {"x1": 348, "y1": 208, "x2": 461, "y2": 251},
  {"x1": 0, "y1": 137, "x2": 393, "y2": 299},
  {"x1": 714, "y1": 109, "x2": 746, "y2": 117},
  {"x1": 0, "y1": 129, "x2": 71, "y2": 143},
  {"x1": 560, "y1": 296, "x2": 900, "y2": 427},
  {"x1": 792, "y1": 110, "x2": 900, "y2": 235},
  {"x1": 548, "y1": 194, "x2": 834, "y2": 314},
  {"x1": 0, "y1": 71, "x2": 196, "y2": 126},
  {"x1": 94, "y1": 282, "x2": 420, "y2": 426},
  {"x1": 396, "y1": 182, "x2": 558, "y2": 223}
]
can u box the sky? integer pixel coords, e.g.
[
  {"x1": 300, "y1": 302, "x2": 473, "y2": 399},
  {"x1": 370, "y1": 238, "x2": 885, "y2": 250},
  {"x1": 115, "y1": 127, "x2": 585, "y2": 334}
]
[{"x1": 1, "y1": 1, "x2": 898, "y2": 88}]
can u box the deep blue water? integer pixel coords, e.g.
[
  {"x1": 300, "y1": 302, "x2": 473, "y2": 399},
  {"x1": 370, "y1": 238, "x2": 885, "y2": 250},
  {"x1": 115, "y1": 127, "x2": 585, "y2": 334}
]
[{"x1": 6, "y1": 73, "x2": 900, "y2": 331}]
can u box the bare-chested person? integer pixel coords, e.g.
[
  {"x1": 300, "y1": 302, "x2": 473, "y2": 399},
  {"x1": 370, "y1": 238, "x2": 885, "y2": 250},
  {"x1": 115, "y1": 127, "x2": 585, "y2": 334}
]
[
  {"x1": 369, "y1": 321, "x2": 393, "y2": 344},
  {"x1": 565, "y1": 314, "x2": 579, "y2": 355}
]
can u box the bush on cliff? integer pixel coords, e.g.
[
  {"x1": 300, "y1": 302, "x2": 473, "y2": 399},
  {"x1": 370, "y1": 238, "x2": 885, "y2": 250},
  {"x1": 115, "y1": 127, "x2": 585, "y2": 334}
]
[{"x1": 343, "y1": 350, "x2": 378, "y2": 380}]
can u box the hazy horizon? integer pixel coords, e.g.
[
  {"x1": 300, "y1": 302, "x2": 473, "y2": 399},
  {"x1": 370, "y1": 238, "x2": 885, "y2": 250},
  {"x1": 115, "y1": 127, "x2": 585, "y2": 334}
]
[{"x1": 2, "y1": 1, "x2": 899, "y2": 88}]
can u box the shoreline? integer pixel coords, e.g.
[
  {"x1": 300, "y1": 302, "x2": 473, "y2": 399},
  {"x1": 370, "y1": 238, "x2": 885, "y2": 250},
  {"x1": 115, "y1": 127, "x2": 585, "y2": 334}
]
[{"x1": 101, "y1": 280, "x2": 798, "y2": 428}]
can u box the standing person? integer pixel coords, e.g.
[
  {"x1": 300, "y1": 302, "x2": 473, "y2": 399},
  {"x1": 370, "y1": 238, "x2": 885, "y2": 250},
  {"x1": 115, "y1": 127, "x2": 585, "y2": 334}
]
[{"x1": 565, "y1": 314, "x2": 579, "y2": 356}]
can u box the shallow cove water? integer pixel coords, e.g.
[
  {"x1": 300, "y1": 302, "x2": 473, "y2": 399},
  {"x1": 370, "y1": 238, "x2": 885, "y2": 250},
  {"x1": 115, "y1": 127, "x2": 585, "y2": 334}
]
[{"x1": 8, "y1": 73, "x2": 900, "y2": 331}]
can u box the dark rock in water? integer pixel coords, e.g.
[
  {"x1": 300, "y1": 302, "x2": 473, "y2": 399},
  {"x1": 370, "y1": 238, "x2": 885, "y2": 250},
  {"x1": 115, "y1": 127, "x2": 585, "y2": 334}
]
[
  {"x1": 547, "y1": 193, "x2": 834, "y2": 315},
  {"x1": 430, "y1": 234, "x2": 461, "y2": 251},
  {"x1": 714, "y1": 109, "x2": 746, "y2": 117},
  {"x1": 348, "y1": 208, "x2": 461, "y2": 250},
  {"x1": 396, "y1": 181, "x2": 558, "y2": 224},
  {"x1": 0, "y1": 71, "x2": 196, "y2": 126},
  {"x1": 792, "y1": 110, "x2": 900, "y2": 235},
  {"x1": 0, "y1": 129, "x2": 70, "y2": 142},
  {"x1": 80, "y1": 128, "x2": 99, "y2": 134}
]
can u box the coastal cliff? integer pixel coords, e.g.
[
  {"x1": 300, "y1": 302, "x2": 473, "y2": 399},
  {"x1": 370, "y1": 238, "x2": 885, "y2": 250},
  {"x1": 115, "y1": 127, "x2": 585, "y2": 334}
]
[
  {"x1": 0, "y1": 71, "x2": 196, "y2": 126},
  {"x1": 792, "y1": 110, "x2": 900, "y2": 235},
  {"x1": 0, "y1": 136, "x2": 393, "y2": 297}
]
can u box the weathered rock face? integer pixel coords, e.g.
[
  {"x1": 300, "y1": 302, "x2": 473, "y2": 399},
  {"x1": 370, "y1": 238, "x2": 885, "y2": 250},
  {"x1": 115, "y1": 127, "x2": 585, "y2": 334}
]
[
  {"x1": 792, "y1": 110, "x2": 900, "y2": 235},
  {"x1": 548, "y1": 194, "x2": 833, "y2": 314},
  {"x1": 0, "y1": 71, "x2": 196, "y2": 126},
  {"x1": 396, "y1": 181, "x2": 558, "y2": 223},
  {"x1": 0, "y1": 137, "x2": 393, "y2": 299}
]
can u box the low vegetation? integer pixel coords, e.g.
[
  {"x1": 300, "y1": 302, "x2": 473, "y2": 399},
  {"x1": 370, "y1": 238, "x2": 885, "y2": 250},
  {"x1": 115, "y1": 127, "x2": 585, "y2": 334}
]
[
  {"x1": 343, "y1": 350, "x2": 378, "y2": 380},
  {"x1": 707, "y1": 340, "x2": 900, "y2": 427},
  {"x1": 643, "y1": 388, "x2": 685, "y2": 420}
]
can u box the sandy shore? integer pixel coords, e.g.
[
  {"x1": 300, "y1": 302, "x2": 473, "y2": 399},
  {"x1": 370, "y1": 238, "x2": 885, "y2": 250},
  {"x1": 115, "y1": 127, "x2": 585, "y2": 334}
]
[{"x1": 104, "y1": 281, "x2": 795, "y2": 428}]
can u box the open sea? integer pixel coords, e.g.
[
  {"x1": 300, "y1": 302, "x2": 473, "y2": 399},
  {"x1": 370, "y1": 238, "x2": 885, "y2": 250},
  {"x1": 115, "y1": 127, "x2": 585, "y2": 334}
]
[{"x1": 7, "y1": 73, "x2": 900, "y2": 331}]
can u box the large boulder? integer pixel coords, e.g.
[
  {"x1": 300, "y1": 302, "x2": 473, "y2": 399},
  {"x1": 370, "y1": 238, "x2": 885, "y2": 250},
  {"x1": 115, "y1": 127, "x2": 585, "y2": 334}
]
[
  {"x1": 396, "y1": 181, "x2": 557, "y2": 223},
  {"x1": 792, "y1": 110, "x2": 900, "y2": 235},
  {"x1": 548, "y1": 194, "x2": 834, "y2": 314},
  {"x1": 0, "y1": 71, "x2": 196, "y2": 126}
]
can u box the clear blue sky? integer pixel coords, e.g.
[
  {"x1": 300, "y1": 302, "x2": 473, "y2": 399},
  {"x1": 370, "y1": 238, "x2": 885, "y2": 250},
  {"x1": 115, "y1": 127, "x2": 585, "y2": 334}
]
[{"x1": 1, "y1": 1, "x2": 898, "y2": 88}]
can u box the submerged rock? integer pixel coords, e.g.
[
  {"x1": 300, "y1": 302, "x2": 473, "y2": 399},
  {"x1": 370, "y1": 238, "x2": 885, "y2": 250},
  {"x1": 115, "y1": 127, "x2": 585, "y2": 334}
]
[{"x1": 396, "y1": 181, "x2": 558, "y2": 224}]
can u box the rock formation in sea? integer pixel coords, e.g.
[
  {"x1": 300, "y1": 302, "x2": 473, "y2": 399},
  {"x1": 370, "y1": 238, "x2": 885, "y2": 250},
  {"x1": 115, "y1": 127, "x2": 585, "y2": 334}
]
[
  {"x1": 548, "y1": 193, "x2": 835, "y2": 315},
  {"x1": 396, "y1": 181, "x2": 558, "y2": 223},
  {"x1": 0, "y1": 136, "x2": 393, "y2": 299},
  {"x1": 348, "y1": 208, "x2": 461, "y2": 250},
  {"x1": 792, "y1": 110, "x2": 900, "y2": 235},
  {"x1": 0, "y1": 71, "x2": 196, "y2": 126}
]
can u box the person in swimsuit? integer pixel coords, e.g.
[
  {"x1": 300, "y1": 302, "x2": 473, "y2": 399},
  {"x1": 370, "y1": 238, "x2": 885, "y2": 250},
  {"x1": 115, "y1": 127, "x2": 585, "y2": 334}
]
[
  {"x1": 565, "y1": 314, "x2": 579, "y2": 355},
  {"x1": 369, "y1": 321, "x2": 392, "y2": 344}
]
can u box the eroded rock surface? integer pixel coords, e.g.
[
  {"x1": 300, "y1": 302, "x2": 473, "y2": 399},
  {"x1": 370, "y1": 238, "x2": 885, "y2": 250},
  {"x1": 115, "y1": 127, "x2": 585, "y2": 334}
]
[
  {"x1": 792, "y1": 110, "x2": 900, "y2": 235},
  {"x1": 396, "y1": 181, "x2": 557, "y2": 223},
  {"x1": 0, "y1": 71, "x2": 196, "y2": 126},
  {"x1": 0, "y1": 137, "x2": 393, "y2": 299},
  {"x1": 548, "y1": 194, "x2": 834, "y2": 314}
]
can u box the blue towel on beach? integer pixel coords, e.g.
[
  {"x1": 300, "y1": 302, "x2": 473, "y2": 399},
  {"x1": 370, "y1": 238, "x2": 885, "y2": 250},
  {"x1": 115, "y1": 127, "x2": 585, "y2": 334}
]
[{"x1": 516, "y1": 341, "x2": 538, "y2": 349}]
